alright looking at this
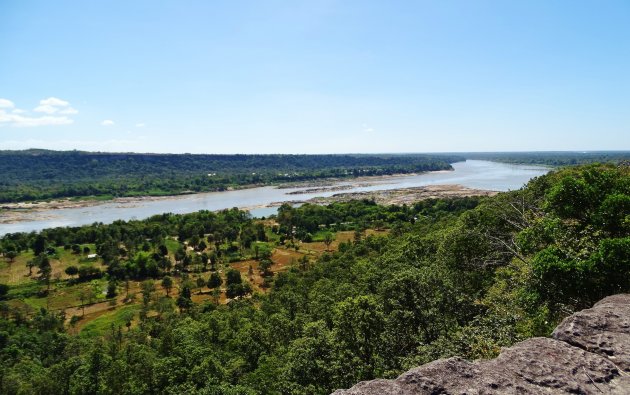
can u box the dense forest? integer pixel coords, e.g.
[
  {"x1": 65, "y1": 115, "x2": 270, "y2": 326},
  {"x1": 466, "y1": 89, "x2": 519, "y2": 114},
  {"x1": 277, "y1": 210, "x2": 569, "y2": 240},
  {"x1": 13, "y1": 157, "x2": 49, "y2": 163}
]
[
  {"x1": 0, "y1": 162, "x2": 628, "y2": 394},
  {"x1": 0, "y1": 150, "x2": 462, "y2": 203},
  {"x1": 464, "y1": 150, "x2": 630, "y2": 166}
]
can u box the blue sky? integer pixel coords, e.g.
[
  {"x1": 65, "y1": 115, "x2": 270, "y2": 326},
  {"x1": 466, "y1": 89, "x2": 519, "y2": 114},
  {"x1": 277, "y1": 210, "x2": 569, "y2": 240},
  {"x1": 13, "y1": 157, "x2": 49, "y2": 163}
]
[{"x1": 1, "y1": 1, "x2": 629, "y2": 153}]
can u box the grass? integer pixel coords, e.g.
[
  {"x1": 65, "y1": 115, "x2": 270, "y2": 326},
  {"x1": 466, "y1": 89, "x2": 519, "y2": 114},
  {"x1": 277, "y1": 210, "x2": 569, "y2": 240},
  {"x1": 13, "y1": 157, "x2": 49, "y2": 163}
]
[
  {"x1": 7, "y1": 281, "x2": 42, "y2": 299},
  {"x1": 311, "y1": 230, "x2": 336, "y2": 242},
  {"x1": 79, "y1": 304, "x2": 140, "y2": 337},
  {"x1": 165, "y1": 238, "x2": 181, "y2": 254},
  {"x1": 0, "y1": 251, "x2": 36, "y2": 285},
  {"x1": 0, "y1": 244, "x2": 102, "y2": 286},
  {"x1": 22, "y1": 279, "x2": 108, "y2": 311}
]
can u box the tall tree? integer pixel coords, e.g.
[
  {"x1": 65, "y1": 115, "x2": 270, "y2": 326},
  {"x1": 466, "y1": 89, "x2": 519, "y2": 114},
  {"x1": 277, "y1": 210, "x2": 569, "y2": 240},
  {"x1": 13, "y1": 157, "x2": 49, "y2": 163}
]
[
  {"x1": 36, "y1": 254, "x2": 52, "y2": 292},
  {"x1": 176, "y1": 282, "x2": 193, "y2": 311},
  {"x1": 32, "y1": 235, "x2": 47, "y2": 256},
  {"x1": 161, "y1": 276, "x2": 173, "y2": 296}
]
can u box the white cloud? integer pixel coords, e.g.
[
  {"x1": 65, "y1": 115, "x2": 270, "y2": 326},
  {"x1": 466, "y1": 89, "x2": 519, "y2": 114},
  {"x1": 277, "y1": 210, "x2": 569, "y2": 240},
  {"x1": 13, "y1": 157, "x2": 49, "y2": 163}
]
[
  {"x1": 0, "y1": 99, "x2": 15, "y2": 108},
  {"x1": 0, "y1": 97, "x2": 78, "y2": 127},
  {"x1": 101, "y1": 119, "x2": 115, "y2": 126},
  {"x1": 34, "y1": 104, "x2": 60, "y2": 114},
  {"x1": 135, "y1": 123, "x2": 145, "y2": 128},
  {"x1": 14, "y1": 115, "x2": 74, "y2": 127},
  {"x1": 59, "y1": 107, "x2": 78, "y2": 115},
  {"x1": 0, "y1": 110, "x2": 74, "y2": 127},
  {"x1": 34, "y1": 97, "x2": 76, "y2": 115},
  {"x1": 40, "y1": 97, "x2": 69, "y2": 107},
  {"x1": 0, "y1": 96, "x2": 78, "y2": 127},
  {"x1": 362, "y1": 124, "x2": 375, "y2": 133}
]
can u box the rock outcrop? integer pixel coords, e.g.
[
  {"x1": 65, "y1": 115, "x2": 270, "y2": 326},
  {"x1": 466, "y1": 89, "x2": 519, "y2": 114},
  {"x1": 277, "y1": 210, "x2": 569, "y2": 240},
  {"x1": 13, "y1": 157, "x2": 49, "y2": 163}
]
[{"x1": 332, "y1": 294, "x2": 630, "y2": 394}]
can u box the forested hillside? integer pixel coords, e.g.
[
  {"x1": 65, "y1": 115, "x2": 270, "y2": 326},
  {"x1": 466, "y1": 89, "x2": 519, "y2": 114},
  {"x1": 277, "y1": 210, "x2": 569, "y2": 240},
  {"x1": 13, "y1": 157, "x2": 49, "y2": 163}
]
[
  {"x1": 0, "y1": 150, "x2": 461, "y2": 203},
  {"x1": 464, "y1": 151, "x2": 630, "y2": 166},
  {"x1": 0, "y1": 163, "x2": 628, "y2": 394}
]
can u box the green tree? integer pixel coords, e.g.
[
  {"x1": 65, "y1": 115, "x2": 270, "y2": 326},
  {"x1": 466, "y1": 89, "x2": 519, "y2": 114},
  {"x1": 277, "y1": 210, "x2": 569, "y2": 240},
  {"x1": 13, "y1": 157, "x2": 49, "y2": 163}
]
[
  {"x1": 176, "y1": 282, "x2": 193, "y2": 311},
  {"x1": 140, "y1": 280, "x2": 155, "y2": 308},
  {"x1": 0, "y1": 283, "x2": 8, "y2": 299},
  {"x1": 334, "y1": 295, "x2": 384, "y2": 382},
  {"x1": 226, "y1": 282, "x2": 252, "y2": 299},
  {"x1": 36, "y1": 254, "x2": 52, "y2": 292},
  {"x1": 207, "y1": 272, "x2": 222, "y2": 289},
  {"x1": 196, "y1": 277, "x2": 206, "y2": 293},
  {"x1": 323, "y1": 232, "x2": 334, "y2": 251},
  {"x1": 32, "y1": 235, "x2": 47, "y2": 256},
  {"x1": 106, "y1": 278, "x2": 118, "y2": 298},
  {"x1": 174, "y1": 246, "x2": 186, "y2": 264},
  {"x1": 284, "y1": 321, "x2": 336, "y2": 394},
  {"x1": 158, "y1": 244, "x2": 168, "y2": 256},
  {"x1": 161, "y1": 276, "x2": 173, "y2": 296},
  {"x1": 65, "y1": 265, "x2": 79, "y2": 279},
  {"x1": 5, "y1": 250, "x2": 17, "y2": 264},
  {"x1": 259, "y1": 259, "x2": 273, "y2": 277},
  {"x1": 226, "y1": 269, "x2": 242, "y2": 285},
  {"x1": 380, "y1": 267, "x2": 461, "y2": 370}
]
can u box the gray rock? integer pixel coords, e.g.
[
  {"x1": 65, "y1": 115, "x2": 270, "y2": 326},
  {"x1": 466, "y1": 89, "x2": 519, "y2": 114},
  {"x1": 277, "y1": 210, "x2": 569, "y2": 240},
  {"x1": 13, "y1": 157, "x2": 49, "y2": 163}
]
[
  {"x1": 333, "y1": 294, "x2": 630, "y2": 394},
  {"x1": 552, "y1": 294, "x2": 630, "y2": 372}
]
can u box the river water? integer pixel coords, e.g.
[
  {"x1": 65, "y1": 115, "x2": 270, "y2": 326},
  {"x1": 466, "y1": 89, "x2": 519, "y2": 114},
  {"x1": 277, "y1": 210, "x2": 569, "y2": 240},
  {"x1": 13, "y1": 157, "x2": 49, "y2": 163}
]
[{"x1": 0, "y1": 160, "x2": 549, "y2": 235}]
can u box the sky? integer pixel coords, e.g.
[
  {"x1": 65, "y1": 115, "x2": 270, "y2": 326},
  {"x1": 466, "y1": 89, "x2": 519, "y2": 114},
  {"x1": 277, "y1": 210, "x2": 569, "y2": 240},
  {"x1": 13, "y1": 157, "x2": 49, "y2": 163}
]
[{"x1": 1, "y1": 0, "x2": 629, "y2": 154}]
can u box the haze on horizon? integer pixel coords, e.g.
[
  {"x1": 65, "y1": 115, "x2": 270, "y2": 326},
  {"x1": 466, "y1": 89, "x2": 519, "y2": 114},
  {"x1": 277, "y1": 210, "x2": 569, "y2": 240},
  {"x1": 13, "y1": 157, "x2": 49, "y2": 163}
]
[{"x1": 1, "y1": 0, "x2": 629, "y2": 154}]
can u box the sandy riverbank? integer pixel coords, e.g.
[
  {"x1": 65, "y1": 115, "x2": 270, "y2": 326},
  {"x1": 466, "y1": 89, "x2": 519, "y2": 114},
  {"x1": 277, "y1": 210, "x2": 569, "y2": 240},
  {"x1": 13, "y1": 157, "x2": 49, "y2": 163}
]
[
  {"x1": 275, "y1": 170, "x2": 452, "y2": 189},
  {"x1": 270, "y1": 184, "x2": 498, "y2": 207},
  {"x1": 0, "y1": 195, "x2": 184, "y2": 213}
]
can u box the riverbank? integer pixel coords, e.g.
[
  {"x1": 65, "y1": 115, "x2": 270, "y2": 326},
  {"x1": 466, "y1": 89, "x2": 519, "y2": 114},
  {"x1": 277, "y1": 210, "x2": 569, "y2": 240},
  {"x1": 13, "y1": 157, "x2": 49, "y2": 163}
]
[
  {"x1": 271, "y1": 184, "x2": 498, "y2": 207},
  {"x1": 0, "y1": 170, "x2": 451, "y2": 216}
]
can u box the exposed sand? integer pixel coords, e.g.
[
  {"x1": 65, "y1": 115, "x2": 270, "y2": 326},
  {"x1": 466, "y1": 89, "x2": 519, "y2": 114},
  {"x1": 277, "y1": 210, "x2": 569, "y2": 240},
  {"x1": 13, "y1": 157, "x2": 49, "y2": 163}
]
[
  {"x1": 270, "y1": 184, "x2": 498, "y2": 207},
  {"x1": 275, "y1": 170, "x2": 452, "y2": 189}
]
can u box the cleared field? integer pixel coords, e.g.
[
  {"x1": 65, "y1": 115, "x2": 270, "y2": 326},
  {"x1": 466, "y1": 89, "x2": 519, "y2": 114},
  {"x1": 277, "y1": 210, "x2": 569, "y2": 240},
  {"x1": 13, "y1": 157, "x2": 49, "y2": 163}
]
[
  {"x1": 1, "y1": 229, "x2": 385, "y2": 335},
  {"x1": 0, "y1": 244, "x2": 103, "y2": 285}
]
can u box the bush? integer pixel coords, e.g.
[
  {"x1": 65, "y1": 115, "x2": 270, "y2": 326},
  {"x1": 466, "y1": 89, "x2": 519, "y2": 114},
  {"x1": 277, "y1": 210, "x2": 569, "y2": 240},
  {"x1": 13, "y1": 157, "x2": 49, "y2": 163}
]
[{"x1": 78, "y1": 266, "x2": 102, "y2": 281}]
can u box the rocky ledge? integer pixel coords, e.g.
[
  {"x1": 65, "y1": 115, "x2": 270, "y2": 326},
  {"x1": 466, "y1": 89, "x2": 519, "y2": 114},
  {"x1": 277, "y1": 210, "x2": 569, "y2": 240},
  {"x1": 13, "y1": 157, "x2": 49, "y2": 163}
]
[{"x1": 332, "y1": 294, "x2": 630, "y2": 394}]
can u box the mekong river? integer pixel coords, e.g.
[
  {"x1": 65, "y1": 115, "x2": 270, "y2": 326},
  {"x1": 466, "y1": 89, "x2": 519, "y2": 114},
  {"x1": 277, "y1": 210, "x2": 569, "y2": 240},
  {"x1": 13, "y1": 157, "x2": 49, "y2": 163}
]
[{"x1": 0, "y1": 160, "x2": 549, "y2": 235}]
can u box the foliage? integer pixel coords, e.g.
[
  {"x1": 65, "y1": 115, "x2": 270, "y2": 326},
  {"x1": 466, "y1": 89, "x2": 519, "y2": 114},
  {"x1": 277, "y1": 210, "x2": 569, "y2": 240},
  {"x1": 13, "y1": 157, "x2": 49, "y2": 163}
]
[
  {"x1": 465, "y1": 151, "x2": 630, "y2": 166},
  {"x1": 0, "y1": 163, "x2": 627, "y2": 394}
]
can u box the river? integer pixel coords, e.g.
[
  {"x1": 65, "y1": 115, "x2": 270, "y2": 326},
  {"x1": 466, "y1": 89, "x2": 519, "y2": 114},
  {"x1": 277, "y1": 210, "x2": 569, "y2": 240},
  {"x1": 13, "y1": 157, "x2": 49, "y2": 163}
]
[{"x1": 0, "y1": 160, "x2": 549, "y2": 235}]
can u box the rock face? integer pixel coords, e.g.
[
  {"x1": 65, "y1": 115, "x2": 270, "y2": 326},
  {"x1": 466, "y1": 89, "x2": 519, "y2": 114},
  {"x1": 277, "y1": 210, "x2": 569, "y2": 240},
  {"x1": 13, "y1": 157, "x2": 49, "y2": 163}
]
[{"x1": 332, "y1": 294, "x2": 630, "y2": 394}]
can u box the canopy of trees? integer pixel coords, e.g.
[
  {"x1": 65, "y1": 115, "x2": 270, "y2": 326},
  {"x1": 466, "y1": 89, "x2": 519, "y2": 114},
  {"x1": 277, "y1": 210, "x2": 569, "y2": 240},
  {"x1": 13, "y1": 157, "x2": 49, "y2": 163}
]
[
  {"x1": 465, "y1": 151, "x2": 630, "y2": 166},
  {"x1": 0, "y1": 163, "x2": 628, "y2": 395}
]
